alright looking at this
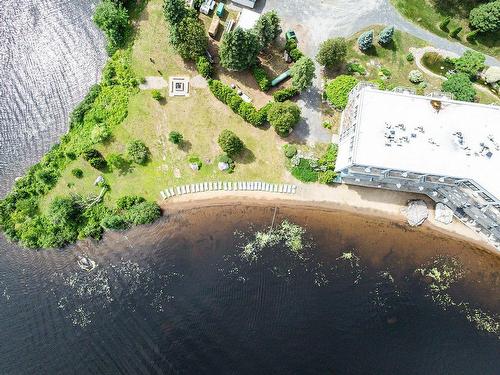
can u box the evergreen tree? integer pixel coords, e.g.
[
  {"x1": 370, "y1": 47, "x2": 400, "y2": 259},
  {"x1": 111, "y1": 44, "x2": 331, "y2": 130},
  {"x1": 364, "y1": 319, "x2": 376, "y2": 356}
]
[
  {"x1": 163, "y1": 0, "x2": 187, "y2": 25},
  {"x1": 219, "y1": 28, "x2": 262, "y2": 71},
  {"x1": 469, "y1": 1, "x2": 500, "y2": 33},
  {"x1": 254, "y1": 11, "x2": 282, "y2": 48},
  {"x1": 93, "y1": 0, "x2": 129, "y2": 51},
  {"x1": 170, "y1": 17, "x2": 208, "y2": 60},
  {"x1": 290, "y1": 56, "x2": 316, "y2": 91},
  {"x1": 218, "y1": 130, "x2": 244, "y2": 156},
  {"x1": 378, "y1": 26, "x2": 394, "y2": 45},
  {"x1": 357, "y1": 30, "x2": 374, "y2": 51}
]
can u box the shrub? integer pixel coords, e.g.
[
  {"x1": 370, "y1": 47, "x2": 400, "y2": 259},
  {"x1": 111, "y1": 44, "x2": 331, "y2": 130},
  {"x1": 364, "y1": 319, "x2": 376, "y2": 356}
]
[
  {"x1": 163, "y1": 0, "x2": 187, "y2": 25},
  {"x1": 322, "y1": 121, "x2": 332, "y2": 129},
  {"x1": 196, "y1": 56, "x2": 213, "y2": 78},
  {"x1": 316, "y1": 37, "x2": 347, "y2": 68},
  {"x1": 169, "y1": 131, "x2": 183, "y2": 145},
  {"x1": 228, "y1": 93, "x2": 244, "y2": 113},
  {"x1": 71, "y1": 168, "x2": 83, "y2": 178},
  {"x1": 465, "y1": 30, "x2": 479, "y2": 42},
  {"x1": 273, "y1": 87, "x2": 299, "y2": 102},
  {"x1": 285, "y1": 39, "x2": 297, "y2": 52},
  {"x1": 290, "y1": 56, "x2": 316, "y2": 91},
  {"x1": 217, "y1": 154, "x2": 235, "y2": 173},
  {"x1": 188, "y1": 155, "x2": 202, "y2": 169},
  {"x1": 291, "y1": 159, "x2": 318, "y2": 182},
  {"x1": 208, "y1": 79, "x2": 236, "y2": 103},
  {"x1": 82, "y1": 149, "x2": 107, "y2": 170},
  {"x1": 449, "y1": 26, "x2": 462, "y2": 38},
  {"x1": 469, "y1": 1, "x2": 500, "y2": 33},
  {"x1": 151, "y1": 90, "x2": 163, "y2": 101},
  {"x1": 406, "y1": 53, "x2": 414, "y2": 62},
  {"x1": 380, "y1": 67, "x2": 391, "y2": 77},
  {"x1": 238, "y1": 102, "x2": 263, "y2": 126},
  {"x1": 124, "y1": 201, "x2": 161, "y2": 225},
  {"x1": 439, "y1": 16, "x2": 451, "y2": 31},
  {"x1": 289, "y1": 48, "x2": 303, "y2": 62},
  {"x1": 107, "y1": 153, "x2": 128, "y2": 171},
  {"x1": 357, "y1": 30, "x2": 374, "y2": 51},
  {"x1": 283, "y1": 144, "x2": 298, "y2": 158},
  {"x1": 91, "y1": 124, "x2": 111, "y2": 143},
  {"x1": 47, "y1": 196, "x2": 81, "y2": 226},
  {"x1": 346, "y1": 62, "x2": 366, "y2": 75},
  {"x1": 318, "y1": 170, "x2": 337, "y2": 184},
  {"x1": 101, "y1": 214, "x2": 128, "y2": 230},
  {"x1": 378, "y1": 26, "x2": 394, "y2": 45},
  {"x1": 442, "y1": 73, "x2": 477, "y2": 102},
  {"x1": 453, "y1": 50, "x2": 486, "y2": 79},
  {"x1": 126, "y1": 139, "x2": 149, "y2": 164},
  {"x1": 116, "y1": 195, "x2": 145, "y2": 209},
  {"x1": 325, "y1": 75, "x2": 359, "y2": 109},
  {"x1": 267, "y1": 101, "x2": 301, "y2": 136},
  {"x1": 252, "y1": 66, "x2": 271, "y2": 91},
  {"x1": 408, "y1": 70, "x2": 424, "y2": 83},
  {"x1": 218, "y1": 129, "x2": 244, "y2": 156}
]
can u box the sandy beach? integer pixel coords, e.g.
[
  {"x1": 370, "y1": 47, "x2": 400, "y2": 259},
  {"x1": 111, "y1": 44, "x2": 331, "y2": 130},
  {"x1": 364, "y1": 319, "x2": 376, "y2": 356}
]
[{"x1": 159, "y1": 183, "x2": 498, "y2": 254}]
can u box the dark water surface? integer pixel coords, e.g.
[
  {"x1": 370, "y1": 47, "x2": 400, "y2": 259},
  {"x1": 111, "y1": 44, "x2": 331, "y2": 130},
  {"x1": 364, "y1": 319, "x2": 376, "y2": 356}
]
[
  {"x1": 0, "y1": 204, "x2": 499, "y2": 374},
  {"x1": 0, "y1": 1, "x2": 499, "y2": 374}
]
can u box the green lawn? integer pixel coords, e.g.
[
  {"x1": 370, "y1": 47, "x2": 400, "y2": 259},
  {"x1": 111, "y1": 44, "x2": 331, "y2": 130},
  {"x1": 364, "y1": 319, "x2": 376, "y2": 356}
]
[
  {"x1": 390, "y1": 0, "x2": 500, "y2": 58},
  {"x1": 40, "y1": 0, "x2": 292, "y2": 211},
  {"x1": 338, "y1": 26, "x2": 499, "y2": 105}
]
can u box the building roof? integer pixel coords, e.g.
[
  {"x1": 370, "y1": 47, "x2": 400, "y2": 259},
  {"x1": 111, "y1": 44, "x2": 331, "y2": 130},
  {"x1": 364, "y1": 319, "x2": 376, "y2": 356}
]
[
  {"x1": 236, "y1": 8, "x2": 260, "y2": 30},
  {"x1": 348, "y1": 87, "x2": 500, "y2": 199}
]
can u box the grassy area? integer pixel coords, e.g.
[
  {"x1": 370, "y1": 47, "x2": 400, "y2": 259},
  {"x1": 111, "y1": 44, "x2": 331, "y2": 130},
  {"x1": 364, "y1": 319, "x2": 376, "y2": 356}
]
[
  {"x1": 41, "y1": 0, "x2": 294, "y2": 210},
  {"x1": 390, "y1": 0, "x2": 500, "y2": 58},
  {"x1": 332, "y1": 26, "x2": 499, "y2": 105}
]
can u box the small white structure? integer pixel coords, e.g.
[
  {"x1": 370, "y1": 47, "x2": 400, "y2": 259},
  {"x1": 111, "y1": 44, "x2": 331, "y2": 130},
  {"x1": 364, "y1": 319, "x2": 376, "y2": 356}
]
[
  {"x1": 231, "y1": 0, "x2": 257, "y2": 8},
  {"x1": 169, "y1": 77, "x2": 190, "y2": 97},
  {"x1": 236, "y1": 8, "x2": 260, "y2": 30}
]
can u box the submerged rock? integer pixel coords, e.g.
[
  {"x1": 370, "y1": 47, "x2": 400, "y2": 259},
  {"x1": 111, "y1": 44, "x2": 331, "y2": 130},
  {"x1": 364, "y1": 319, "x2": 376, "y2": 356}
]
[
  {"x1": 404, "y1": 200, "x2": 428, "y2": 226},
  {"x1": 435, "y1": 203, "x2": 453, "y2": 224}
]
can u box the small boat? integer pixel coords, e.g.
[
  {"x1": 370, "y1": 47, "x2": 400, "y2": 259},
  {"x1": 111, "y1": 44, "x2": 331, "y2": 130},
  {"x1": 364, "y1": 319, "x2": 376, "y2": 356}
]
[{"x1": 76, "y1": 255, "x2": 97, "y2": 272}]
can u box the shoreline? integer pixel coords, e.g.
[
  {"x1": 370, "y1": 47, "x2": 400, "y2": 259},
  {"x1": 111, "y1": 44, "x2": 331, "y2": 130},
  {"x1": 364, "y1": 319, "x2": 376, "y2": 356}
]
[{"x1": 159, "y1": 183, "x2": 498, "y2": 255}]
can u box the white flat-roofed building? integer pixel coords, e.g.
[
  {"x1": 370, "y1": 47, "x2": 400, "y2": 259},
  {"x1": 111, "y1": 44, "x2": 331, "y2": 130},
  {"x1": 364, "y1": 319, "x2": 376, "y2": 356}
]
[
  {"x1": 231, "y1": 0, "x2": 257, "y2": 8},
  {"x1": 336, "y1": 83, "x2": 500, "y2": 249}
]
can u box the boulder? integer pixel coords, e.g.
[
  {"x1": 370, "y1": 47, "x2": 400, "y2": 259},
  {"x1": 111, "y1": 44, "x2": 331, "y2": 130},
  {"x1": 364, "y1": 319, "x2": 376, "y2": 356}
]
[
  {"x1": 94, "y1": 175, "x2": 104, "y2": 186},
  {"x1": 483, "y1": 66, "x2": 500, "y2": 84},
  {"x1": 435, "y1": 203, "x2": 453, "y2": 224},
  {"x1": 218, "y1": 162, "x2": 229, "y2": 171},
  {"x1": 189, "y1": 163, "x2": 199, "y2": 171},
  {"x1": 404, "y1": 199, "x2": 428, "y2": 226}
]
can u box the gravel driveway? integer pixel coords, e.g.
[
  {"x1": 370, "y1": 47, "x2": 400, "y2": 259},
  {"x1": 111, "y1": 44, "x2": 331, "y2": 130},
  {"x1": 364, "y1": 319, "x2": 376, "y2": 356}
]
[{"x1": 248, "y1": 0, "x2": 500, "y2": 144}]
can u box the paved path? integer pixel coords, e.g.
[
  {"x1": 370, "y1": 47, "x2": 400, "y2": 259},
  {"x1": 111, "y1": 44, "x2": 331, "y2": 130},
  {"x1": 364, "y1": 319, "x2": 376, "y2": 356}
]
[{"x1": 254, "y1": 0, "x2": 500, "y2": 144}]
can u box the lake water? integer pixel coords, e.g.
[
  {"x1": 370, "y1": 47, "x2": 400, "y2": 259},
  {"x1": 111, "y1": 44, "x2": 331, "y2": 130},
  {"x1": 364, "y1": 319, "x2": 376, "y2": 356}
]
[{"x1": 0, "y1": 1, "x2": 499, "y2": 374}]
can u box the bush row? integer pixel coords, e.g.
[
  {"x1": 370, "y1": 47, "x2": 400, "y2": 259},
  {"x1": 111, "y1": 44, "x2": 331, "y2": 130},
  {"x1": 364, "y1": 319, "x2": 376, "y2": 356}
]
[
  {"x1": 251, "y1": 65, "x2": 271, "y2": 91},
  {"x1": 273, "y1": 87, "x2": 299, "y2": 102},
  {"x1": 208, "y1": 79, "x2": 268, "y2": 126}
]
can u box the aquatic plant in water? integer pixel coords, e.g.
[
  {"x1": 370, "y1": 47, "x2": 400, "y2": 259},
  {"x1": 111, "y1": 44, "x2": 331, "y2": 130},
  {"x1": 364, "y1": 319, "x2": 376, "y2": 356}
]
[{"x1": 416, "y1": 256, "x2": 499, "y2": 339}]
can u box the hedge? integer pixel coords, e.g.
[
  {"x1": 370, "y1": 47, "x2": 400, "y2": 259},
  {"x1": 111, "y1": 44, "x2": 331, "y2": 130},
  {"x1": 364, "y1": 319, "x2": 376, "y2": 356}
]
[
  {"x1": 208, "y1": 79, "x2": 268, "y2": 126},
  {"x1": 273, "y1": 87, "x2": 299, "y2": 102},
  {"x1": 251, "y1": 65, "x2": 271, "y2": 91}
]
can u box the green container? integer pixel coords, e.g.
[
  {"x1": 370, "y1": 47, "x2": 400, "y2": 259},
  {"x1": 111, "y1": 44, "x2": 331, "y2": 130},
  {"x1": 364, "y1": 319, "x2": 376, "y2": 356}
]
[{"x1": 216, "y1": 3, "x2": 224, "y2": 17}]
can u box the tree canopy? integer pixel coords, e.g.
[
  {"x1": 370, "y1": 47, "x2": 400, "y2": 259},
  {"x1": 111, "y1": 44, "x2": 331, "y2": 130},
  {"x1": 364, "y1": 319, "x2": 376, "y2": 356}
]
[
  {"x1": 163, "y1": 0, "x2": 187, "y2": 25},
  {"x1": 219, "y1": 28, "x2": 261, "y2": 71},
  {"x1": 254, "y1": 10, "x2": 282, "y2": 48},
  {"x1": 453, "y1": 50, "x2": 486, "y2": 78},
  {"x1": 93, "y1": 0, "x2": 129, "y2": 52},
  {"x1": 218, "y1": 130, "x2": 244, "y2": 156},
  {"x1": 267, "y1": 101, "x2": 301, "y2": 136},
  {"x1": 316, "y1": 38, "x2": 347, "y2": 69},
  {"x1": 290, "y1": 56, "x2": 316, "y2": 91},
  {"x1": 170, "y1": 16, "x2": 208, "y2": 60},
  {"x1": 442, "y1": 73, "x2": 477, "y2": 102},
  {"x1": 469, "y1": 0, "x2": 500, "y2": 33}
]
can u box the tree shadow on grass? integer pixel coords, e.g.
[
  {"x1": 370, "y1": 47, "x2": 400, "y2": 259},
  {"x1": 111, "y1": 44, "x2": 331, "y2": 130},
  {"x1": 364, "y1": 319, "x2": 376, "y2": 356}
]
[
  {"x1": 234, "y1": 147, "x2": 255, "y2": 165},
  {"x1": 363, "y1": 46, "x2": 379, "y2": 57},
  {"x1": 179, "y1": 140, "x2": 192, "y2": 153},
  {"x1": 379, "y1": 40, "x2": 397, "y2": 52}
]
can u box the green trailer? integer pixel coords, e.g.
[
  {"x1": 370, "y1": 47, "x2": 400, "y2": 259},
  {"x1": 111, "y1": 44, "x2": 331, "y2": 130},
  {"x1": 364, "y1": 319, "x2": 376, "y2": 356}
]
[{"x1": 271, "y1": 70, "x2": 291, "y2": 87}]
